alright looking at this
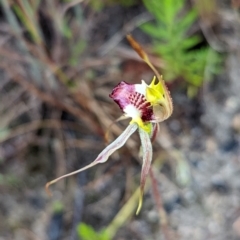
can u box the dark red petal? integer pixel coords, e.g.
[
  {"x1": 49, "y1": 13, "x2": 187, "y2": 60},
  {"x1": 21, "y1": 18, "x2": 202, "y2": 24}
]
[
  {"x1": 109, "y1": 81, "x2": 135, "y2": 110},
  {"x1": 110, "y1": 81, "x2": 154, "y2": 122}
]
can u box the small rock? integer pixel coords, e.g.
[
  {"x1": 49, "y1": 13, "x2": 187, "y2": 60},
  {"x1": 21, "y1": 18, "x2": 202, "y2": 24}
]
[
  {"x1": 147, "y1": 210, "x2": 159, "y2": 223},
  {"x1": 206, "y1": 137, "x2": 218, "y2": 153}
]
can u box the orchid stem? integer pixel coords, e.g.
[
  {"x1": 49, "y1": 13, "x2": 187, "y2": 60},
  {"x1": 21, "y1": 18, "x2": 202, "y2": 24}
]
[
  {"x1": 149, "y1": 167, "x2": 173, "y2": 240},
  {"x1": 104, "y1": 187, "x2": 141, "y2": 239}
]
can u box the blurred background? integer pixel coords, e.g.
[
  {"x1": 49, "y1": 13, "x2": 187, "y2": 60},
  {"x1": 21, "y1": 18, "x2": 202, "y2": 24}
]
[{"x1": 0, "y1": 0, "x2": 240, "y2": 239}]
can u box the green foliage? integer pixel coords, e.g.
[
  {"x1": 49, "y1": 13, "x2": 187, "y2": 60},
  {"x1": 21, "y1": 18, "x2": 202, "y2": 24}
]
[
  {"x1": 141, "y1": 0, "x2": 221, "y2": 96},
  {"x1": 89, "y1": 0, "x2": 105, "y2": 11},
  {"x1": 113, "y1": 0, "x2": 138, "y2": 7},
  {"x1": 89, "y1": 0, "x2": 138, "y2": 11},
  {"x1": 0, "y1": 174, "x2": 22, "y2": 188},
  {"x1": 52, "y1": 201, "x2": 64, "y2": 214},
  {"x1": 70, "y1": 40, "x2": 87, "y2": 66},
  {"x1": 77, "y1": 223, "x2": 111, "y2": 240},
  {"x1": 12, "y1": 0, "x2": 43, "y2": 44}
]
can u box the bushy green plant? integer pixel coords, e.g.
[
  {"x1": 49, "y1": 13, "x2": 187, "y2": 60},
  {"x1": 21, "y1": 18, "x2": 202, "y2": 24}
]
[{"x1": 141, "y1": 0, "x2": 221, "y2": 96}]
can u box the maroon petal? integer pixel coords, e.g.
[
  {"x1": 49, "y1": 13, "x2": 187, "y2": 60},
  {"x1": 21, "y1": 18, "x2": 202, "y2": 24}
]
[
  {"x1": 110, "y1": 81, "x2": 154, "y2": 122},
  {"x1": 109, "y1": 81, "x2": 135, "y2": 110}
]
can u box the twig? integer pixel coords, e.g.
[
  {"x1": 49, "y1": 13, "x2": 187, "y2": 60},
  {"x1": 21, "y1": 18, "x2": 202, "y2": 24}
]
[
  {"x1": 6, "y1": 70, "x2": 103, "y2": 135},
  {"x1": 192, "y1": 0, "x2": 227, "y2": 52},
  {"x1": 0, "y1": 119, "x2": 87, "y2": 144},
  {"x1": 65, "y1": 138, "x2": 103, "y2": 150},
  {"x1": 99, "y1": 12, "x2": 153, "y2": 56},
  {"x1": 62, "y1": 0, "x2": 85, "y2": 16}
]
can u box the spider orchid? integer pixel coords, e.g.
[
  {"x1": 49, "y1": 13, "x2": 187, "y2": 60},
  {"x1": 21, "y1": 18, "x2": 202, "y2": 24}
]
[{"x1": 46, "y1": 35, "x2": 173, "y2": 215}]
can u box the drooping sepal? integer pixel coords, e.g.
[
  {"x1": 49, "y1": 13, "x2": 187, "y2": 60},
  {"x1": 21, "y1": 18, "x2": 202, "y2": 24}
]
[
  {"x1": 46, "y1": 123, "x2": 138, "y2": 194},
  {"x1": 136, "y1": 127, "x2": 153, "y2": 215}
]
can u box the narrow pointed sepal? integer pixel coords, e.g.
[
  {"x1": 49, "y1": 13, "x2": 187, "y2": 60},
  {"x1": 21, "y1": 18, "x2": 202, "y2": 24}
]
[
  {"x1": 46, "y1": 123, "x2": 138, "y2": 194},
  {"x1": 150, "y1": 123, "x2": 159, "y2": 143},
  {"x1": 136, "y1": 127, "x2": 153, "y2": 214},
  {"x1": 104, "y1": 114, "x2": 130, "y2": 143},
  {"x1": 136, "y1": 190, "x2": 143, "y2": 215}
]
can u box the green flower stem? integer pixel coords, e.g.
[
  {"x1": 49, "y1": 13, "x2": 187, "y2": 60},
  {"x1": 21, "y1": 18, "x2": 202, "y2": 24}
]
[{"x1": 104, "y1": 185, "x2": 148, "y2": 239}]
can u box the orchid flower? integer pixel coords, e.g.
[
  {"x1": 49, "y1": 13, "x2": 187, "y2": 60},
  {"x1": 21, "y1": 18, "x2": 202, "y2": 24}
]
[{"x1": 46, "y1": 35, "x2": 173, "y2": 215}]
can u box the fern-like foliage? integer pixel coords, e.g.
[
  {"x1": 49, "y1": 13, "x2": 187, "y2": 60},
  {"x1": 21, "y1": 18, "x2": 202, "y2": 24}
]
[{"x1": 141, "y1": 0, "x2": 221, "y2": 96}]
